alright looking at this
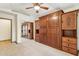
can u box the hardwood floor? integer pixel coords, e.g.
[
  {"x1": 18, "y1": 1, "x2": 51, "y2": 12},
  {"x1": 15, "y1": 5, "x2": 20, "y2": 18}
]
[{"x1": 0, "y1": 40, "x2": 11, "y2": 46}]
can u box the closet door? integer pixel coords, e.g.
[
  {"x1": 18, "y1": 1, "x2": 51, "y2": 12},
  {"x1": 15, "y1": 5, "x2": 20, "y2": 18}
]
[
  {"x1": 47, "y1": 11, "x2": 63, "y2": 49},
  {"x1": 47, "y1": 12, "x2": 59, "y2": 48},
  {"x1": 39, "y1": 16, "x2": 47, "y2": 44},
  {"x1": 47, "y1": 12, "x2": 59, "y2": 27}
]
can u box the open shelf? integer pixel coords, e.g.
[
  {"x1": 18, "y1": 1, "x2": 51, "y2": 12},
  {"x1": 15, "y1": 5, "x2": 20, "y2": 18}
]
[{"x1": 62, "y1": 30, "x2": 77, "y2": 38}]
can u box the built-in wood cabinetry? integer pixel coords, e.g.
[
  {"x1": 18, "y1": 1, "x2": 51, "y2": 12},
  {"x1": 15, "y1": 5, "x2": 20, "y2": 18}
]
[
  {"x1": 62, "y1": 11, "x2": 77, "y2": 30},
  {"x1": 47, "y1": 11, "x2": 64, "y2": 49},
  {"x1": 35, "y1": 10, "x2": 78, "y2": 55},
  {"x1": 27, "y1": 23, "x2": 33, "y2": 39},
  {"x1": 35, "y1": 20, "x2": 40, "y2": 42},
  {"x1": 62, "y1": 10, "x2": 78, "y2": 55},
  {"x1": 35, "y1": 10, "x2": 64, "y2": 49},
  {"x1": 39, "y1": 16, "x2": 48, "y2": 45},
  {"x1": 22, "y1": 22, "x2": 33, "y2": 39},
  {"x1": 62, "y1": 37, "x2": 77, "y2": 55}
]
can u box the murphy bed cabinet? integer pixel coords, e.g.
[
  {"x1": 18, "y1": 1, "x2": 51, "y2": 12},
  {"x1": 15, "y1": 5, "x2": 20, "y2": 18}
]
[
  {"x1": 35, "y1": 10, "x2": 64, "y2": 49},
  {"x1": 47, "y1": 10, "x2": 64, "y2": 49},
  {"x1": 39, "y1": 15, "x2": 48, "y2": 45},
  {"x1": 35, "y1": 10, "x2": 78, "y2": 55},
  {"x1": 62, "y1": 10, "x2": 78, "y2": 55}
]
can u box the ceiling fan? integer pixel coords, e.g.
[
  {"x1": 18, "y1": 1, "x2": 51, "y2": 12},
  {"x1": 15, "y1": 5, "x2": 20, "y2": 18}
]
[{"x1": 25, "y1": 3, "x2": 49, "y2": 13}]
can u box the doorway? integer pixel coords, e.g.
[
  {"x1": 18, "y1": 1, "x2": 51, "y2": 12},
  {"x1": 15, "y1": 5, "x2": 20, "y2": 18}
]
[{"x1": 0, "y1": 18, "x2": 12, "y2": 44}]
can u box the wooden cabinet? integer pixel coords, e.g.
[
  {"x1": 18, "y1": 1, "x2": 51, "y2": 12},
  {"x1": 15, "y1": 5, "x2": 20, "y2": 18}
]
[
  {"x1": 39, "y1": 16, "x2": 48, "y2": 45},
  {"x1": 62, "y1": 11, "x2": 77, "y2": 30},
  {"x1": 21, "y1": 22, "x2": 33, "y2": 39},
  {"x1": 27, "y1": 23, "x2": 33, "y2": 39},
  {"x1": 62, "y1": 32, "x2": 77, "y2": 55},
  {"x1": 62, "y1": 11, "x2": 78, "y2": 55},
  {"x1": 35, "y1": 20, "x2": 40, "y2": 42},
  {"x1": 47, "y1": 10, "x2": 64, "y2": 49},
  {"x1": 35, "y1": 10, "x2": 63, "y2": 50},
  {"x1": 35, "y1": 10, "x2": 78, "y2": 55},
  {"x1": 47, "y1": 12, "x2": 59, "y2": 27}
]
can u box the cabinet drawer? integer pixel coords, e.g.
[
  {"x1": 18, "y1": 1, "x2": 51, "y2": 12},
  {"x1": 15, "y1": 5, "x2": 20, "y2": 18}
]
[
  {"x1": 62, "y1": 42, "x2": 68, "y2": 47},
  {"x1": 62, "y1": 37, "x2": 69, "y2": 43},
  {"x1": 69, "y1": 48, "x2": 77, "y2": 55},
  {"x1": 62, "y1": 37, "x2": 77, "y2": 44},
  {"x1": 69, "y1": 44, "x2": 76, "y2": 49},
  {"x1": 62, "y1": 46, "x2": 68, "y2": 52},
  {"x1": 69, "y1": 38, "x2": 76, "y2": 44}
]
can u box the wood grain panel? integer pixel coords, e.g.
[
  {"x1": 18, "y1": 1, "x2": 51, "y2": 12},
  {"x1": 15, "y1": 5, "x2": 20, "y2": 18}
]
[{"x1": 62, "y1": 11, "x2": 77, "y2": 30}]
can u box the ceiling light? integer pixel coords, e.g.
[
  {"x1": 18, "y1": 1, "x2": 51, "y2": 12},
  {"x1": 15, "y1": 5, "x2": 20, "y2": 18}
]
[{"x1": 34, "y1": 6, "x2": 40, "y2": 10}]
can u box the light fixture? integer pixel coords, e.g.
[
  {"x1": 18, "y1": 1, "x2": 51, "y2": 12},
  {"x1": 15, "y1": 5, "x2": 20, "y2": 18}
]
[{"x1": 34, "y1": 6, "x2": 40, "y2": 10}]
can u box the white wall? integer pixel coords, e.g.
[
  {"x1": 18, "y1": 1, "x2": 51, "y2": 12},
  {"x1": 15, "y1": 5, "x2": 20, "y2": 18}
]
[
  {"x1": 0, "y1": 11, "x2": 17, "y2": 42},
  {"x1": 16, "y1": 13, "x2": 35, "y2": 43},
  {"x1": 0, "y1": 19, "x2": 11, "y2": 41},
  {"x1": 0, "y1": 9, "x2": 33, "y2": 43}
]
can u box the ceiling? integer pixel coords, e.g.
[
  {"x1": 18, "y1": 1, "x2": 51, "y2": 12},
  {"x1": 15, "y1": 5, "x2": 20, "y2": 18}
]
[{"x1": 0, "y1": 3, "x2": 78, "y2": 18}]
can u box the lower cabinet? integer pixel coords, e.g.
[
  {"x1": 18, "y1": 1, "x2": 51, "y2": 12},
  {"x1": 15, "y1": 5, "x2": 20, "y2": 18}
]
[
  {"x1": 62, "y1": 46, "x2": 77, "y2": 55},
  {"x1": 62, "y1": 37, "x2": 77, "y2": 55}
]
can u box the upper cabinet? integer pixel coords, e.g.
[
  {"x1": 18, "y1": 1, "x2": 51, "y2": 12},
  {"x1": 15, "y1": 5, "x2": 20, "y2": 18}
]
[
  {"x1": 62, "y1": 11, "x2": 77, "y2": 30},
  {"x1": 47, "y1": 12, "x2": 59, "y2": 27},
  {"x1": 35, "y1": 20, "x2": 40, "y2": 30}
]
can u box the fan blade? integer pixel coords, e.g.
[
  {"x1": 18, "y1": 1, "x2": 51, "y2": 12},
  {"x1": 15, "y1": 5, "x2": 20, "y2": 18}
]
[
  {"x1": 32, "y1": 3, "x2": 39, "y2": 6},
  {"x1": 26, "y1": 7, "x2": 33, "y2": 9},
  {"x1": 36, "y1": 10, "x2": 39, "y2": 13},
  {"x1": 40, "y1": 6, "x2": 48, "y2": 10}
]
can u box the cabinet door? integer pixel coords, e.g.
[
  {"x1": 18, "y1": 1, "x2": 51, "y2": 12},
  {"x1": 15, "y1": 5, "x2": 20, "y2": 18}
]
[
  {"x1": 69, "y1": 48, "x2": 77, "y2": 55},
  {"x1": 39, "y1": 16, "x2": 47, "y2": 44},
  {"x1": 35, "y1": 20, "x2": 40, "y2": 29},
  {"x1": 62, "y1": 37, "x2": 77, "y2": 55},
  {"x1": 27, "y1": 23, "x2": 33, "y2": 39},
  {"x1": 62, "y1": 11, "x2": 77, "y2": 30},
  {"x1": 62, "y1": 46, "x2": 69, "y2": 52},
  {"x1": 47, "y1": 11, "x2": 62, "y2": 49},
  {"x1": 48, "y1": 12, "x2": 59, "y2": 27},
  {"x1": 35, "y1": 20, "x2": 40, "y2": 42},
  {"x1": 47, "y1": 27, "x2": 60, "y2": 48}
]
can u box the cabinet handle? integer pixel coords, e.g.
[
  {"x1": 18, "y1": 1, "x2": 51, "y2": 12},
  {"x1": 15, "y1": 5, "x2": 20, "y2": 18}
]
[{"x1": 68, "y1": 39, "x2": 69, "y2": 41}]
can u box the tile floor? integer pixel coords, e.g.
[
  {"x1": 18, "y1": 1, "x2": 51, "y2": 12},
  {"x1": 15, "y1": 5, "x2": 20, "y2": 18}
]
[{"x1": 0, "y1": 38, "x2": 74, "y2": 56}]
